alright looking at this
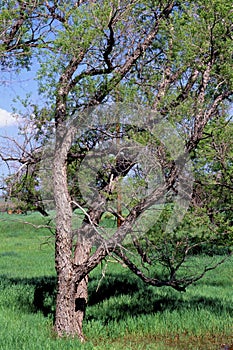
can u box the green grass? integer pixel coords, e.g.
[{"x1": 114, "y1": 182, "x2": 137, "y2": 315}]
[{"x1": 0, "y1": 212, "x2": 232, "y2": 349}]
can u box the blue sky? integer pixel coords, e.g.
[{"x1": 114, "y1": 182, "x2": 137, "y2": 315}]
[
  {"x1": 0, "y1": 67, "x2": 39, "y2": 181},
  {"x1": 0, "y1": 67, "x2": 39, "y2": 130}
]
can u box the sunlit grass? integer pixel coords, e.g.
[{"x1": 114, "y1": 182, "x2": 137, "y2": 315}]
[{"x1": 0, "y1": 212, "x2": 55, "y2": 278}]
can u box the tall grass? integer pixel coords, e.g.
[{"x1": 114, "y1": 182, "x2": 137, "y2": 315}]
[{"x1": 0, "y1": 212, "x2": 232, "y2": 349}]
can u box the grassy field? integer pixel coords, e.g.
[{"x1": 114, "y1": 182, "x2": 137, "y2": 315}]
[{"x1": 0, "y1": 212, "x2": 232, "y2": 350}]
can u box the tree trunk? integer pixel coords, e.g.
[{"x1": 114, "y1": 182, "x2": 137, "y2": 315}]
[
  {"x1": 53, "y1": 124, "x2": 86, "y2": 338},
  {"x1": 52, "y1": 124, "x2": 94, "y2": 340},
  {"x1": 54, "y1": 264, "x2": 87, "y2": 341},
  {"x1": 53, "y1": 195, "x2": 83, "y2": 337},
  {"x1": 54, "y1": 265, "x2": 76, "y2": 337},
  {"x1": 73, "y1": 240, "x2": 92, "y2": 341},
  {"x1": 54, "y1": 215, "x2": 92, "y2": 340},
  {"x1": 54, "y1": 236, "x2": 90, "y2": 341}
]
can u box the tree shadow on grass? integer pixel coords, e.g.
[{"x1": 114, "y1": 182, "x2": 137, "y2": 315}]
[
  {"x1": 87, "y1": 272, "x2": 233, "y2": 323},
  {"x1": 88, "y1": 273, "x2": 141, "y2": 305},
  {"x1": 0, "y1": 275, "x2": 57, "y2": 319},
  {"x1": 0, "y1": 272, "x2": 232, "y2": 325}
]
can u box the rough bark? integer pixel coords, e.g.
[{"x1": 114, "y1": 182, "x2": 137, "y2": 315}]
[
  {"x1": 53, "y1": 125, "x2": 77, "y2": 336},
  {"x1": 53, "y1": 125, "x2": 96, "y2": 340},
  {"x1": 73, "y1": 241, "x2": 92, "y2": 341}
]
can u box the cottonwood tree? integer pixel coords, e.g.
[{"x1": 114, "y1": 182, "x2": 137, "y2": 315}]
[{"x1": 1, "y1": 0, "x2": 233, "y2": 341}]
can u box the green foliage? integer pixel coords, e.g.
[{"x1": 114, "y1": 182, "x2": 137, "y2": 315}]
[
  {"x1": 192, "y1": 116, "x2": 233, "y2": 237},
  {"x1": 5, "y1": 173, "x2": 46, "y2": 214},
  {"x1": 146, "y1": 203, "x2": 232, "y2": 256},
  {"x1": 0, "y1": 1, "x2": 41, "y2": 68}
]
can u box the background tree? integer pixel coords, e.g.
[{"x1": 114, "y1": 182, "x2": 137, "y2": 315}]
[
  {"x1": 0, "y1": 0, "x2": 232, "y2": 341},
  {"x1": 191, "y1": 113, "x2": 233, "y2": 246}
]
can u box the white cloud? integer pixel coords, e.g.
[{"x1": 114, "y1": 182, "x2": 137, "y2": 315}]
[{"x1": 0, "y1": 108, "x2": 18, "y2": 127}]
